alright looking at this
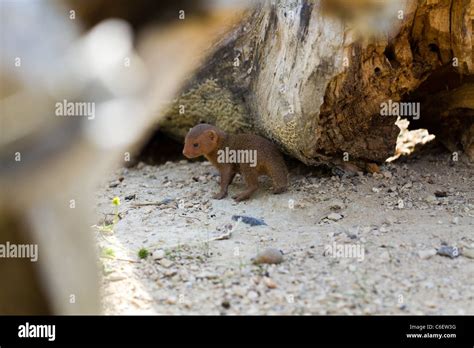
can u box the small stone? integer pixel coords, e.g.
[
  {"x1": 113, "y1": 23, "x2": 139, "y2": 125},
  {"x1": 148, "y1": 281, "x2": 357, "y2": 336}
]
[
  {"x1": 425, "y1": 195, "x2": 437, "y2": 204},
  {"x1": 153, "y1": 249, "x2": 166, "y2": 260},
  {"x1": 124, "y1": 194, "x2": 136, "y2": 201},
  {"x1": 263, "y1": 277, "x2": 277, "y2": 289},
  {"x1": 233, "y1": 286, "x2": 247, "y2": 297},
  {"x1": 196, "y1": 271, "x2": 219, "y2": 279},
  {"x1": 221, "y1": 300, "x2": 231, "y2": 309},
  {"x1": 165, "y1": 296, "x2": 177, "y2": 305},
  {"x1": 328, "y1": 200, "x2": 345, "y2": 211},
  {"x1": 232, "y1": 215, "x2": 267, "y2": 226},
  {"x1": 398, "y1": 304, "x2": 407, "y2": 310},
  {"x1": 159, "y1": 259, "x2": 174, "y2": 268},
  {"x1": 382, "y1": 171, "x2": 392, "y2": 179},
  {"x1": 252, "y1": 248, "x2": 284, "y2": 265},
  {"x1": 247, "y1": 291, "x2": 259, "y2": 300},
  {"x1": 327, "y1": 213, "x2": 343, "y2": 221},
  {"x1": 107, "y1": 275, "x2": 126, "y2": 282},
  {"x1": 437, "y1": 246, "x2": 459, "y2": 259},
  {"x1": 451, "y1": 217, "x2": 459, "y2": 225},
  {"x1": 164, "y1": 269, "x2": 178, "y2": 277},
  {"x1": 418, "y1": 249, "x2": 437, "y2": 260},
  {"x1": 462, "y1": 248, "x2": 474, "y2": 259}
]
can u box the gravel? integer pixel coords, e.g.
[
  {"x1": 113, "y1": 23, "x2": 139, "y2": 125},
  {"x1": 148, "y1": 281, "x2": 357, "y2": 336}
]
[{"x1": 96, "y1": 149, "x2": 474, "y2": 315}]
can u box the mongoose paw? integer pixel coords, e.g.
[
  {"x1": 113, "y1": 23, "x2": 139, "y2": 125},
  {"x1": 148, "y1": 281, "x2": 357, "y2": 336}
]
[
  {"x1": 233, "y1": 194, "x2": 250, "y2": 202},
  {"x1": 212, "y1": 192, "x2": 227, "y2": 200}
]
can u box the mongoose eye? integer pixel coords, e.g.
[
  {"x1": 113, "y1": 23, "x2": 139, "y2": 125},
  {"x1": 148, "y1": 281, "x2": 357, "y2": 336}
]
[{"x1": 193, "y1": 143, "x2": 199, "y2": 148}]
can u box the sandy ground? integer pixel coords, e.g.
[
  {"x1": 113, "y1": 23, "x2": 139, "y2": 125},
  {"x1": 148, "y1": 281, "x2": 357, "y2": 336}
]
[{"x1": 94, "y1": 144, "x2": 474, "y2": 315}]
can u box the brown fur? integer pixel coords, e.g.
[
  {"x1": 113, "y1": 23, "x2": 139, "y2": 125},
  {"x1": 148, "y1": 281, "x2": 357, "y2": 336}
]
[{"x1": 183, "y1": 124, "x2": 288, "y2": 201}]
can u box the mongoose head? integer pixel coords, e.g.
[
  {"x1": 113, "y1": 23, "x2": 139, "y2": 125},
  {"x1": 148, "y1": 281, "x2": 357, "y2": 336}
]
[{"x1": 182, "y1": 124, "x2": 220, "y2": 158}]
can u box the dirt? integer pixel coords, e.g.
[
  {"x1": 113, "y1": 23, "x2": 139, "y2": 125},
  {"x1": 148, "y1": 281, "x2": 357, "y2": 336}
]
[{"x1": 94, "y1": 144, "x2": 474, "y2": 315}]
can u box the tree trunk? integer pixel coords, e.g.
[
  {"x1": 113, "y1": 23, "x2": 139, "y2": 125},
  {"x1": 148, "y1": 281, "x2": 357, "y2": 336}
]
[{"x1": 159, "y1": 0, "x2": 474, "y2": 164}]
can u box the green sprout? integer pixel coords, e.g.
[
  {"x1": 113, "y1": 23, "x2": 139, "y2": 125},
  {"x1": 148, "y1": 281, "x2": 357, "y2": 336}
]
[
  {"x1": 102, "y1": 247, "x2": 116, "y2": 258},
  {"x1": 112, "y1": 196, "x2": 121, "y2": 225},
  {"x1": 112, "y1": 197, "x2": 120, "y2": 206},
  {"x1": 138, "y1": 248, "x2": 150, "y2": 259}
]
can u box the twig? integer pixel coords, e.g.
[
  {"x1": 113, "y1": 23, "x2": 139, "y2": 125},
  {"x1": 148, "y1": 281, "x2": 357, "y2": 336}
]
[
  {"x1": 177, "y1": 214, "x2": 201, "y2": 221},
  {"x1": 131, "y1": 202, "x2": 168, "y2": 207},
  {"x1": 100, "y1": 256, "x2": 140, "y2": 263}
]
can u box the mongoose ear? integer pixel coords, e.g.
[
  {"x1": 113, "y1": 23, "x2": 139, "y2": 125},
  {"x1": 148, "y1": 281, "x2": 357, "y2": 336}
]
[{"x1": 207, "y1": 130, "x2": 217, "y2": 142}]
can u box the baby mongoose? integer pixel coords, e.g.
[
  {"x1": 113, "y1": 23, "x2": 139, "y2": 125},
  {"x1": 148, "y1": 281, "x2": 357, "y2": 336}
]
[{"x1": 182, "y1": 124, "x2": 288, "y2": 201}]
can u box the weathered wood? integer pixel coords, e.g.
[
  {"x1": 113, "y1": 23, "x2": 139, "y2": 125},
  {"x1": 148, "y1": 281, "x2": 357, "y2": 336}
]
[{"x1": 159, "y1": 0, "x2": 474, "y2": 164}]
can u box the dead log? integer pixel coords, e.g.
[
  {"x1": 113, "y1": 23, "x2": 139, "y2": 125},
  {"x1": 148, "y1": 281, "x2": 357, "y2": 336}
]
[{"x1": 159, "y1": 0, "x2": 474, "y2": 164}]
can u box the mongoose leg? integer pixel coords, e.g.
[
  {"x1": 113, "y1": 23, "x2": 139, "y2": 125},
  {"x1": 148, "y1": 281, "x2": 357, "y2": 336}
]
[
  {"x1": 268, "y1": 159, "x2": 288, "y2": 194},
  {"x1": 213, "y1": 166, "x2": 236, "y2": 199},
  {"x1": 233, "y1": 167, "x2": 258, "y2": 201}
]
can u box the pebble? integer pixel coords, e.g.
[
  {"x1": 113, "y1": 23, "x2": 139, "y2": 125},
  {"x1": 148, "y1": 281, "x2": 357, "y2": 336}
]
[
  {"x1": 418, "y1": 249, "x2": 437, "y2": 260},
  {"x1": 437, "y1": 246, "x2": 459, "y2": 259},
  {"x1": 124, "y1": 194, "x2": 136, "y2": 201},
  {"x1": 434, "y1": 190, "x2": 447, "y2": 198},
  {"x1": 252, "y1": 248, "x2": 284, "y2": 265},
  {"x1": 327, "y1": 213, "x2": 343, "y2": 221},
  {"x1": 425, "y1": 195, "x2": 437, "y2": 204},
  {"x1": 388, "y1": 186, "x2": 397, "y2": 192},
  {"x1": 328, "y1": 200, "x2": 345, "y2": 211},
  {"x1": 263, "y1": 277, "x2": 277, "y2": 289},
  {"x1": 462, "y1": 248, "x2": 474, "y2": 259},
  {"x1": 164, "y1": 269, "x2": 177, "y2": 277},
  {"x1": 159, "y1": 259, "x2": 174, "y2": 268},
  {"x1": 196, "y1": 271, "x2": 219, "y2": 279},
  {"x1": 232, "y1": 215, "x2": 267, "y2": 226},
  {"x1": 247, "y1": 291, "x2": 259, "y2": 301},
  {"x1": 233, "y1": 286, "x2": 247, "y2": 297},
  {"x1": 107, "y1": 275, "x2": 126, "y2": 282},
  {"x1": 153, "y1": 249, "x2": 166, "y2": 260},
  {"x1": 165, "y1": 296, "x2": 177, "y2": 305}
]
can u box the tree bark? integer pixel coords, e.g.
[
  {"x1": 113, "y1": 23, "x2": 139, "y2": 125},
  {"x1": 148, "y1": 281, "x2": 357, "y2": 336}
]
[{"x1": 159, "y1": 0, "x2": 474, "y2": 164}]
